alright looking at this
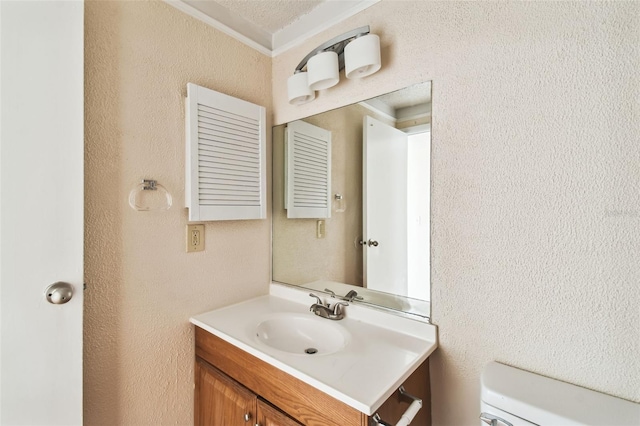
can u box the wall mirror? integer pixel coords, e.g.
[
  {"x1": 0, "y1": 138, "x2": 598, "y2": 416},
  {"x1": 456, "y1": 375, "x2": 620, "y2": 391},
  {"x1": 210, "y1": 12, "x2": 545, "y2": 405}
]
[{"x1": 272, "y1": 81, "x2": 432, "y2": 319}]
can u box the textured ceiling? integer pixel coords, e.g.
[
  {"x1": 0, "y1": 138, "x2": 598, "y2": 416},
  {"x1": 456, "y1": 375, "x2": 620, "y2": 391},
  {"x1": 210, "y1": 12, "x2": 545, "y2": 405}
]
[
  {"x1": 215, "y1": 0, "x2": 324, "y2": 33},
  {"x1": 171, "y1": 0, "x2": 379, "y2": 53}
]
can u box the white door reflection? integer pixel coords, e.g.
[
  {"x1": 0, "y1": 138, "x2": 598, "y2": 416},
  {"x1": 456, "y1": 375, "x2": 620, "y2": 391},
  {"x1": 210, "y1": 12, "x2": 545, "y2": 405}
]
[{"x1": 364, "y1": 117, "x2": 430, "y2": 301}]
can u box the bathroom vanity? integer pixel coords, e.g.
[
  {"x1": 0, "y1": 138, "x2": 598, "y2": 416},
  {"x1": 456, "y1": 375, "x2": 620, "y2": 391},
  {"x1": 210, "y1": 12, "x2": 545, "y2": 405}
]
[
  {"x1": 191, "y1": 285, "x2": 438, "y2": 426},
  {"x1": 192, "y1": 81, "x2": 438, "y2": 425}
]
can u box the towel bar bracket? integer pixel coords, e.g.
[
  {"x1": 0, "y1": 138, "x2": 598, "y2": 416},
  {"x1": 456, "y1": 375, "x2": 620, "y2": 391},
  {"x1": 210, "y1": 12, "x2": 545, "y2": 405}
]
[{"x1": 371, "y1": 385, "x2": 423, "y2": 426}]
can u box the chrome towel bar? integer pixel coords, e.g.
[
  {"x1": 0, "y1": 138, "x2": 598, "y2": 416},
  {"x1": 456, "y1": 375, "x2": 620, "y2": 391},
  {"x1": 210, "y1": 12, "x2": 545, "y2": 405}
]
[{"x1": 372, "y1": 386, "x2": 423, "y2": 426}]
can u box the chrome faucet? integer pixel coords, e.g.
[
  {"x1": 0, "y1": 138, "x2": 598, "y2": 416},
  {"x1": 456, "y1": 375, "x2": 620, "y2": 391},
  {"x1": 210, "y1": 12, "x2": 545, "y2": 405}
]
[{"x1": 309, "y1": 293, "x2": 348, "y2": 320}]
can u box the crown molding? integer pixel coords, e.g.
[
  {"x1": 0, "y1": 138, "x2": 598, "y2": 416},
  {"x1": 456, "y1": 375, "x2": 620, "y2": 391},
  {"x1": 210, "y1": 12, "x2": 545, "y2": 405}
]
[{"x1": 165, "y1": 0, "x2": 380, "y2": 57}]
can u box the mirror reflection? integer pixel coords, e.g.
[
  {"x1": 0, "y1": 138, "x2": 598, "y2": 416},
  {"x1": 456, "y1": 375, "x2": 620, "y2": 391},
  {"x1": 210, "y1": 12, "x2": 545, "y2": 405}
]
[{"x1": 272, "y1": 82, "x2": 432, "y2": 318}]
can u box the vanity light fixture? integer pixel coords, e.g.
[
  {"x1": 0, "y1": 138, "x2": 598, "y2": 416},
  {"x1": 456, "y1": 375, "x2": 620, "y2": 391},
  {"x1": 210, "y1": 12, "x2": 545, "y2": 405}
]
[{"x1": 287, "y1": 25, "x2": 381, "y2": 105}]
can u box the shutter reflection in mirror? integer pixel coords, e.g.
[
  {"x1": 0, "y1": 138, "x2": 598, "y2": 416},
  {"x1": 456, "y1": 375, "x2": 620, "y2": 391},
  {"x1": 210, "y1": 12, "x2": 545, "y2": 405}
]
[{"x1": 285, "y1": 120, "x2": 331, "y2": 219}]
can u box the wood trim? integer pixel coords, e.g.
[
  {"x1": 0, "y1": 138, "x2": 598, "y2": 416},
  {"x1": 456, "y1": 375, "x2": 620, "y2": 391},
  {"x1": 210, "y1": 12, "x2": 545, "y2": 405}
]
[
  {"x1": 195, "y1": 359, "x2": 202, "y2": 426},
  {"x1": 195, "y1": 326, "x2": 367, "y2": 426}
]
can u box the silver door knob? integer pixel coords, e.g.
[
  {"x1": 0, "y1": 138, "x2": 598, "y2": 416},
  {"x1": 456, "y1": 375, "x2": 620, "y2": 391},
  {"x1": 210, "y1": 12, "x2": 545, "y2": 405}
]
[
  {"x1": 45, "y1": 282, "x2": 74, "y2": 304},
  {"x1": 244, "y1": 413, "x2": 251, "y2": 422},
  {"x1": 368, "y1": 239, "x2": 379, "y2": 247}
]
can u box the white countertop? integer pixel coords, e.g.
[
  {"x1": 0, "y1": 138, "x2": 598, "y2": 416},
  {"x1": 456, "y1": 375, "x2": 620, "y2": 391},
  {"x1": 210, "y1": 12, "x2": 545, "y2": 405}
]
[{"x1": 190, "y1": 284, "x2": 438, "y2": 415}]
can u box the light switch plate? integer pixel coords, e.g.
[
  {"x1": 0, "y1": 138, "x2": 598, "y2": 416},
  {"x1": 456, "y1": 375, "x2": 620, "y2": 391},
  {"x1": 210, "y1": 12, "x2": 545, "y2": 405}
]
[{"x1": 186, "y1": 224, "x2": 205, "y2": 252}]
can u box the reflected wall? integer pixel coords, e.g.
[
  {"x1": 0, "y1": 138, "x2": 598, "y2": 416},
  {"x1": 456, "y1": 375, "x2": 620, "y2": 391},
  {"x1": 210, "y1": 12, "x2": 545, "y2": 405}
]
[{"x1": 272, "y1": 104, "x2": 393, "y2": 287}]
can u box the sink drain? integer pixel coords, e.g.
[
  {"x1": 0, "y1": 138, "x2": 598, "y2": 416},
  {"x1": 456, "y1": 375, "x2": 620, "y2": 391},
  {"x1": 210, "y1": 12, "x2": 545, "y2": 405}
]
[{"x1": 304, "y1": 348, "x2": 318, "y2": 355}]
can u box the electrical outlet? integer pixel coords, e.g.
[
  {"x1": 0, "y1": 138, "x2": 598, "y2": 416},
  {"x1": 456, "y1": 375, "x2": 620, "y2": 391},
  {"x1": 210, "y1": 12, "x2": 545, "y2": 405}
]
[
  {"x1": 316, "y1": 220, "x2": 325, "y2": 239},
  {"x1": 186, "y1": 224, "x2": 204, "y2": 252}
]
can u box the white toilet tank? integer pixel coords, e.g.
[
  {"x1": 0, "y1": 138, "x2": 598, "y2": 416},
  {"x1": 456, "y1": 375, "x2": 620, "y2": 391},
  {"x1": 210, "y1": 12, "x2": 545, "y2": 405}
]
[{"x1": 480, "y1": 361, "x2": 640, "y2": 426}]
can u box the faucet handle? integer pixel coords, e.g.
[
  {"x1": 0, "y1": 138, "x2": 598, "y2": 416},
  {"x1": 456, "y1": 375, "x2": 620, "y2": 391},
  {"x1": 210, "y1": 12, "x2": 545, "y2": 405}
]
[
  {"x1": 332, "y1": 301, "x2": 349, "y2": 315},
  {"x1": 344, "y1": 290, "x2": 363, "y2": 302},
  {"x1": 309, "y1": 293, "x2": 323, "y2": 306},
  {"x1": 324, "y1": 288, "x2": 337, "y2": 298}
]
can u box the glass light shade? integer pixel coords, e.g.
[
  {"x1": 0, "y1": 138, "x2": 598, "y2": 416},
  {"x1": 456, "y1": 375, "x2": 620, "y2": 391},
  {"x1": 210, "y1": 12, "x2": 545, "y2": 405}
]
[
  {"x1": 287, "y1": 72, "x2": 315, "y2": 105},
  {"x1": 344, "y1": 34, "x2": 381, "y2": 79},
  {"x1": 307, "y1": 51, "x2": 339, "y2": 91}
]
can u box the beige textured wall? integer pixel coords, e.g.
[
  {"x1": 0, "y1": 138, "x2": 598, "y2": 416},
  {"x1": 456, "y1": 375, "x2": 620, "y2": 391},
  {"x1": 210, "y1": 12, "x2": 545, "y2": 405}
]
[
  {"x1": 84, "y1": 1, "x2": 271, "y2": 424},
  {"x1": 273, "y1": 1, "x2": 640, "y2": 425},
  {"x1": 272, "y1": 104, "x2": 392, "y2": 287}
]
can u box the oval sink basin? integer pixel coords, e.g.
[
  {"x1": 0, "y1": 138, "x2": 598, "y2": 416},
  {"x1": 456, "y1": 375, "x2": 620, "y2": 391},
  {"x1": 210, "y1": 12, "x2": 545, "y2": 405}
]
[{"x1": 255, "y1": 313, "x2": 350, "y2": 356}]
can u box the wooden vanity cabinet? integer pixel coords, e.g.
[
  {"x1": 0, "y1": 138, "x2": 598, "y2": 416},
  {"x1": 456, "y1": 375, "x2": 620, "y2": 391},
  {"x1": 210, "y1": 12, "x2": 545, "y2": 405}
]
[
  {"x1": 195, "y1": 358, "x2": 254, "y2": 425},
  {"x1": 194, "y1": 326, "x2": 430, "y2": 426},
  {"x1": 256, "y1": 399, "x2": 302, "y2": 426},
  {"x1": 195, "y1": 358, "x2": 301, "y2": 426}
]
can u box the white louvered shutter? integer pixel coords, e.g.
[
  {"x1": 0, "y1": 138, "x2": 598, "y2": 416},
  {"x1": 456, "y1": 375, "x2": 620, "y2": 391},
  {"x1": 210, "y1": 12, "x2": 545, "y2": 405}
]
[
  {"x1": 185, "y1": 83, "x2": 266, "y2": 221},
  {"x1": 285, "y1": 120, "x2": 331, "y2": 219}
]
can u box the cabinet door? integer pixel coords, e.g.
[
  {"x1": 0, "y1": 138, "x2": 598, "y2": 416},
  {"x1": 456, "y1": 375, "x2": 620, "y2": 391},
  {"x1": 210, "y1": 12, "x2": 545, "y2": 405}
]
[
  {"x1": 196, "y1": 359, "x2": 256, "y2": 426},
  {"x1": 256, "y1": 399, "x2": 302, "y2": 426}
]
